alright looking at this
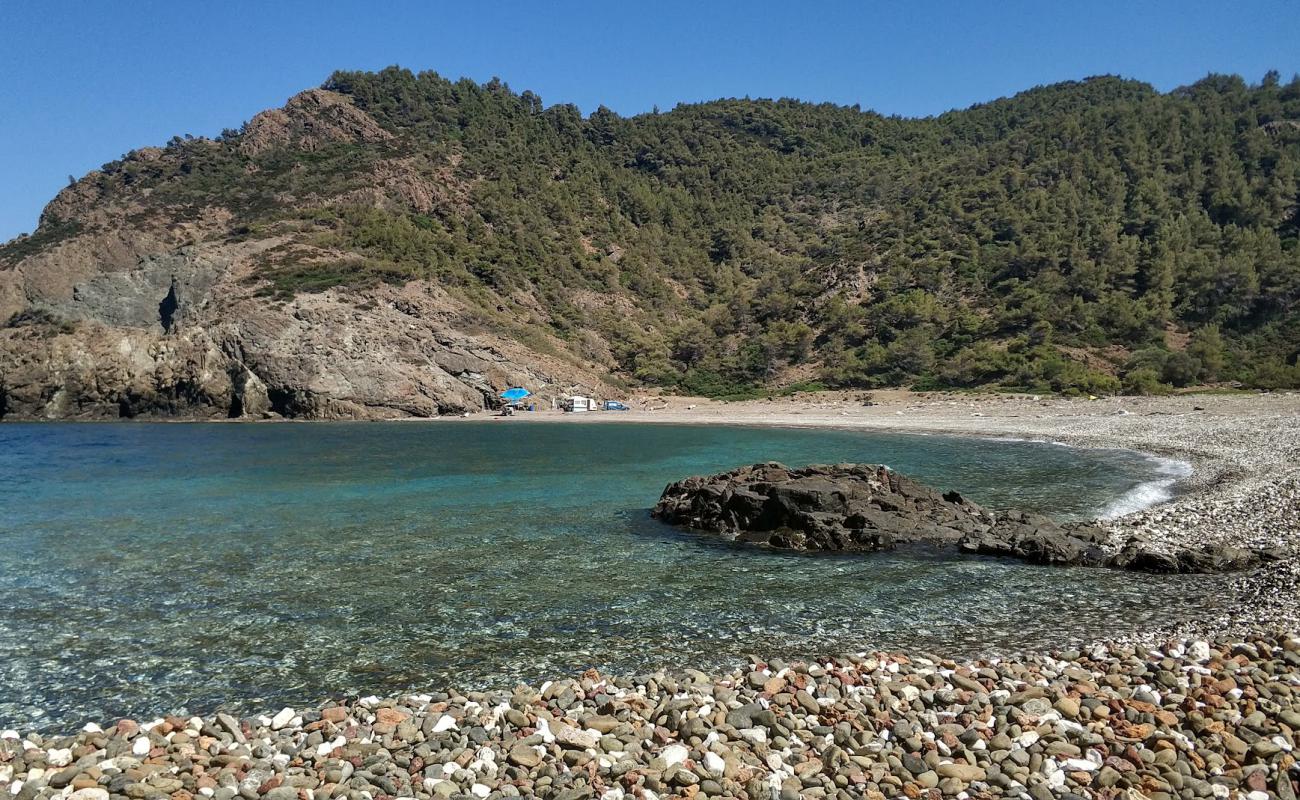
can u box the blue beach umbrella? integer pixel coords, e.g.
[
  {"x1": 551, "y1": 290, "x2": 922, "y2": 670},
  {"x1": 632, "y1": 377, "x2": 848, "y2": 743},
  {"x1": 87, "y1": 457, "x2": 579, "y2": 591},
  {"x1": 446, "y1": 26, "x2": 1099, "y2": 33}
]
[{"x1": 500, "y1": 387, "x2": 531, "y2": 403}]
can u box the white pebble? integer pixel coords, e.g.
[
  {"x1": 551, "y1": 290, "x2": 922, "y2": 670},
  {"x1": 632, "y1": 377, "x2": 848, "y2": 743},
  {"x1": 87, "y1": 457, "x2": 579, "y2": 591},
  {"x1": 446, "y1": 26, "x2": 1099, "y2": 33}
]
[
  {"x1": 470, "y1": 784, "x2": 490, "y2": 798},
  {"x1": 46, "y1": 748, "x2": 72, "y2": 767},
  {"x1": 431, "y1": 714, "x2": 457, "y2": 733},
  {"x1": 535, "y1": 718, "x2": 555, "y2": 744},
  {"x1": 271, "y1": 707, "x2": 295, "y2": 730},
  {"x1": 132, "y1": 737, "x2": 151, "y2": 756},
  {"x1": 315, "y1": 735, "x2": 346, "y2": 757},
  {"x1": 703, "y1": 751, "x2": 725, "y2": 776},
  {"x1": 660, "y1": 744, "x2": 689, "y2": 767}
]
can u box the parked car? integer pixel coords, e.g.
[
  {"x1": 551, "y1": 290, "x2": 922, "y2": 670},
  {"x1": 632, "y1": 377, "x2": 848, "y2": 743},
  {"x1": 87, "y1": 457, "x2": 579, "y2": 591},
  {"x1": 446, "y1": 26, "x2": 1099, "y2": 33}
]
[{"x1": 603, "y1": 400, "x2": 630, "y2": 411}]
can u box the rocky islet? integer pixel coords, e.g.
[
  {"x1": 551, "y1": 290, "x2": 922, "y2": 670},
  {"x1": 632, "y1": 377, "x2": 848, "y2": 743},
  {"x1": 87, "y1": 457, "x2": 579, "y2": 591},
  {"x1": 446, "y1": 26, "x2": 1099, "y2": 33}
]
[{"x1": 651, "y1": 462, "x2": 1272, "y2": 573}]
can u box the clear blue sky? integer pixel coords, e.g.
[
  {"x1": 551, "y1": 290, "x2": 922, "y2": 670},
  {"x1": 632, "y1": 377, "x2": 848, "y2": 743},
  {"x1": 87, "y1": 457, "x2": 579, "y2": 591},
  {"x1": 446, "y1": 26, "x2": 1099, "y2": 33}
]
[{"x1": 1, "y1": 0, "x2": 1296, "y2": 243}]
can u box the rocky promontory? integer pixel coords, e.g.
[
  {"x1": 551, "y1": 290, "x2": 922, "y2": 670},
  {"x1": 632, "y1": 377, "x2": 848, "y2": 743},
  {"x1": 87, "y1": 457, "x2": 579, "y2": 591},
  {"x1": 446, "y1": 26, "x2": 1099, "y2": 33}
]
[
  {"x1": 652, "y1": 463, "x2": 1270, "y2": 573},
  {"x1": 0, "y1": 85, "x2": 619, "y2": 421}
]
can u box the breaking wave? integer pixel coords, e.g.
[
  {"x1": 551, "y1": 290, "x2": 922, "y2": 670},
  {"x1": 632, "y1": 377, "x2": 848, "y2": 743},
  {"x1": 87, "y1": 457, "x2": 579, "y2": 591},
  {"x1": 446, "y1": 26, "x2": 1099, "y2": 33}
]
[{"x1": 1097, "y1": 456, "x2": 1193, "y2": 519}]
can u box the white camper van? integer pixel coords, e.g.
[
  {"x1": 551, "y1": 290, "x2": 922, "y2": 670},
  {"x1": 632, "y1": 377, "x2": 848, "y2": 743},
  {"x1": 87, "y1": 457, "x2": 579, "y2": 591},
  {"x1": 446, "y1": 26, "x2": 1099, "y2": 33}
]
[{"x1": 563, "y1": 396, "x2": 596, "y2": 413}]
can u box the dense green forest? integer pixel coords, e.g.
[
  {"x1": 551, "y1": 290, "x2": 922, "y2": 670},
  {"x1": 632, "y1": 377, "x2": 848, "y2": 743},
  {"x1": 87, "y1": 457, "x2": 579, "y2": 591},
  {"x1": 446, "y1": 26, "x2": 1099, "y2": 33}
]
[{"x1": 14, "y1": 68, "x2": 1300, "y2": 394}]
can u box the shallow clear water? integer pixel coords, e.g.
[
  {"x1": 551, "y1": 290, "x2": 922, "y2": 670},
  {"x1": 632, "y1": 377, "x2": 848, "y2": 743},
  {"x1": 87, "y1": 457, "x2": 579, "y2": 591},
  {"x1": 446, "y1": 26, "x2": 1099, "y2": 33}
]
[{"x1": 0, "y1": 421, "x2": 1217, "y2": 729}]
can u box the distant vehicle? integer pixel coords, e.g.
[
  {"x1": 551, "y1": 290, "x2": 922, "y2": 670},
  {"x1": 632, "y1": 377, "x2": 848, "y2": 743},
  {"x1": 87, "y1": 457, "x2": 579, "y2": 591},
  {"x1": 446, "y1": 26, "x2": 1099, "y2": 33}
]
[
  {"x1": 603, "y1": 400, "x2": 630, "y2": 411},
  {"x1": 563, "y1": 396, "x2": 596, "y2": 413}
]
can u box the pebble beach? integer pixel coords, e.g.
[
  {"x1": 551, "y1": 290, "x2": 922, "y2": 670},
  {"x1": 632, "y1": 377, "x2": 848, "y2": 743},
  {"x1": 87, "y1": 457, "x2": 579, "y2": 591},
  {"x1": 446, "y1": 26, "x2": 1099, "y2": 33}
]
[
  {"x1": 3, "y1": 636, "x2": 1297, "y2": 800},
  {"x1": 3, "y1": 391, "x2": 1299, "y2": 800}
]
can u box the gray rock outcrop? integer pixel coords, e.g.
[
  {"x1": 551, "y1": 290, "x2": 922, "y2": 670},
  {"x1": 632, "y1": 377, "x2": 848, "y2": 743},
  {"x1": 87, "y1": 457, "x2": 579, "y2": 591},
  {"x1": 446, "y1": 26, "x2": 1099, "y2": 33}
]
[
  {"x1": 0, "y1": 90, "x2": 616, "y2": 421},
  {"x1": 0, "y1": 261, "x2": 606, "y2": 419},
  {"x1": 651, "y1": 462, "x2": 1273, "y2": 573}
]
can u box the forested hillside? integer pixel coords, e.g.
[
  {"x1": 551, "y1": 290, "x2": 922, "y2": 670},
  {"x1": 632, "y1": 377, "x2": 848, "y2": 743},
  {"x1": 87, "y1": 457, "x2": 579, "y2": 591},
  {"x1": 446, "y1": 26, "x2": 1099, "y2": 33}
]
[{"x1": 4, "y1": 68, "x2": 1299, "y2": 409}]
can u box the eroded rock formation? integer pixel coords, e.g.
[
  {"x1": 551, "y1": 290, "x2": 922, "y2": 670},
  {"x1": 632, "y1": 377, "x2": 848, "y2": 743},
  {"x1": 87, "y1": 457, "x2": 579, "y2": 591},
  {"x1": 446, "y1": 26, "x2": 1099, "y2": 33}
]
[
  {"x1": 652, "y1": 463, "x2": 1271, "y2": 573},
  {"x1": 0, "y1": 90, "x2": 613, "y2": 420}
]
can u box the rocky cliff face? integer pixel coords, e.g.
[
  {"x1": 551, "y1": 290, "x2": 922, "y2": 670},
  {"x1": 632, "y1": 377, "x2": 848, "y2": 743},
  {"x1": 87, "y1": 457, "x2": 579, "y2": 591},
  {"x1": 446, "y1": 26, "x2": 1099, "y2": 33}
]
[
  {"x1": 0, "y1": 90, "x2": 614, "y2": 420},
  {"x1": 0, "y1": 257, "x2": 612, "y2": 419}
]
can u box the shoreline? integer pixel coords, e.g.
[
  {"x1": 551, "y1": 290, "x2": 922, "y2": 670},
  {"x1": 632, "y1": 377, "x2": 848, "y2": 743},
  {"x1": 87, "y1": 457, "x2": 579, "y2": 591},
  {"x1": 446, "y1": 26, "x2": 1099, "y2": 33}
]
[
  {"x1": 493, "y1": 391, "x2": 1300, "y2": 637},
  {"x1": 501, "y1": 410, "x2": 1205, "y2": 517},
  {"x1": 488, "y1": 391, "x2": 1275, "y2": 504},
  {"x1": 2, "y1": 393, "x2": 1298, "y2": 799},
  {"x1": 7, "y1": 391, "x2": 1296, "y2": 630}
]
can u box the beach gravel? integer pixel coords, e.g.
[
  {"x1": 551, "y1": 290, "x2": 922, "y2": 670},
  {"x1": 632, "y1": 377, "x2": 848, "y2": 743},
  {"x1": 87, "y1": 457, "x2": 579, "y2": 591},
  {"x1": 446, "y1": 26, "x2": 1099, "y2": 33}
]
[{"x1": 3, "y1": 635, "x2": 1300, "y2": 799}]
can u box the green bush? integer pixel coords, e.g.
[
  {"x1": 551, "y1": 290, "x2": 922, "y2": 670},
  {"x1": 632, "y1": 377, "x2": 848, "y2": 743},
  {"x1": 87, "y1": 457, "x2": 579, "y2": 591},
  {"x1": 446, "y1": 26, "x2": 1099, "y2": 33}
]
[
  {"x1": 1245, "y1": 359, "x2": 1300, "y2": 390},
  {"x1": 1122, "y1": 367, "x2": 1172, "y2": 395},
  {"x1": 1160, "y1": 351, "x2": 1203, "y2": 388},
  {"x1": 678, "y1": 368, "x2": 762, "y2": 400},
  {"x1": 1187, "y1": 326, "x2": 1226, "y2": 381}
]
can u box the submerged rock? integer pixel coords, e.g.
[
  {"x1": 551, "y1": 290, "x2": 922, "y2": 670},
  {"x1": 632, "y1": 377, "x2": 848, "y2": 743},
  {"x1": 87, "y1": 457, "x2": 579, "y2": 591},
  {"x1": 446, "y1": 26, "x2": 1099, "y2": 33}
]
[{"x1": 651, "y1": 462, "x2": 1272, "y2": 573}]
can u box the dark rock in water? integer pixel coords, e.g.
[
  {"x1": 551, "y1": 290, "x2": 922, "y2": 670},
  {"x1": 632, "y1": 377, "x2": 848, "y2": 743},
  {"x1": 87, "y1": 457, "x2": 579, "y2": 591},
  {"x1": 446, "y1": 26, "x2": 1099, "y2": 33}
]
[
  {"x1": 958, "y1": 513, "x2": 1110, "y2": 567},
  {"x1": 1109, "y1": 540, "x2": 1274, "y2": 573},
  {"x1": 652, "y1": 462, "x2": 1107, "y2": 563},
  {"x1": 651, "y1": 462, "x2": 1268, "y2": 573}
]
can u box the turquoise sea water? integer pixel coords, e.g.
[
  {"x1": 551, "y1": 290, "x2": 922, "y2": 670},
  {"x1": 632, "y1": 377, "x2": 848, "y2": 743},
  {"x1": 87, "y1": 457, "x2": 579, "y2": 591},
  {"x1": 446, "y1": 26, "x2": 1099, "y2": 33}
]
[{"x1": 0, "y1": 421, "x2": 1215, "y2": 729}]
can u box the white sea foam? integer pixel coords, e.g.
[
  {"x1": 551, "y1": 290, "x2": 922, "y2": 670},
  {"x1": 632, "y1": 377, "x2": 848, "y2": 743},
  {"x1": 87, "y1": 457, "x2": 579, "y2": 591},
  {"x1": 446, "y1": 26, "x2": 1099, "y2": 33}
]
[{"x1": 1097, "y1": 456, "x2": 1193, "y2": 519}]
